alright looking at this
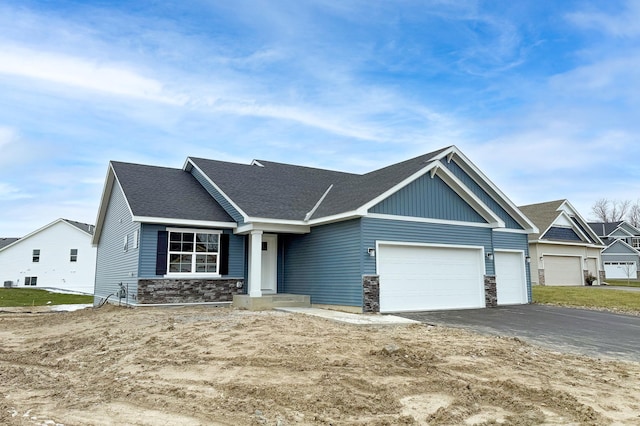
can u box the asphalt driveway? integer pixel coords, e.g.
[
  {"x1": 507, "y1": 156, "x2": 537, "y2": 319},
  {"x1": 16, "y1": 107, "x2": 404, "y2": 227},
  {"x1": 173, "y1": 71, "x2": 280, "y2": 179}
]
[{"x1": 397, "y1": 304, "x2": 640, "y2": 362}]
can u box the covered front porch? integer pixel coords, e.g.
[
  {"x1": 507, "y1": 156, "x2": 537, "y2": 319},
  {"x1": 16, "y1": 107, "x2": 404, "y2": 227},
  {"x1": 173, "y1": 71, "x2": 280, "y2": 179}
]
[{"x1": 234, "y1": 227, "x2": 311, "y2": 310}]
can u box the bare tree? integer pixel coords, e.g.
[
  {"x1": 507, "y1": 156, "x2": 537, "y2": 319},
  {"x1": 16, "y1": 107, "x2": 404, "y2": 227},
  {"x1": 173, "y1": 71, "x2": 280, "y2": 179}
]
[
  {"x1": 628, "y1": 202, "x2": 640, "y2": 229},
  {"x1": 591, "y1": 198, "x2": 610, "y2": 222},
  {"x1": 591, "y1": 198, "x2": 631, "y2": 222}
]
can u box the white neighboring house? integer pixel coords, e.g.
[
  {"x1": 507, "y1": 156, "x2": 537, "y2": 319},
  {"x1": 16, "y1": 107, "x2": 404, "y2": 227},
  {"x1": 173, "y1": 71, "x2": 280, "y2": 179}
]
[{"x1": 0, "y1": 219, "x2": 96, "y2": 294}]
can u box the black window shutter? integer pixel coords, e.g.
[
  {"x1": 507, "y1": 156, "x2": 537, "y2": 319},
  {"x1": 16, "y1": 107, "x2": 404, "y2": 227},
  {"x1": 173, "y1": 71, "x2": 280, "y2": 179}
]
[
  {"x1": 156, "y1": 231, "x2": 168, "y2": 275},
  {"x1": 219, "y1": 233, "x2": 230, "y2": 275}
]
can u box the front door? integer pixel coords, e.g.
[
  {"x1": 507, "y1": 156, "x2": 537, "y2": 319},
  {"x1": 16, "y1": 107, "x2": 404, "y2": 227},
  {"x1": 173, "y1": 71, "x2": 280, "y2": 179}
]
[{"x1": 261, "y1": 234, "x2": 277, "y2": 293}]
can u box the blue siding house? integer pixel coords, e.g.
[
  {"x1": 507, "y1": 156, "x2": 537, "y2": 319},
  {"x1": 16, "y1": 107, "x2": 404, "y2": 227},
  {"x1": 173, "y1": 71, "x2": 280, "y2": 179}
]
[{"x1": 92, "y1": 146, "x2": 537, "y2": 312}]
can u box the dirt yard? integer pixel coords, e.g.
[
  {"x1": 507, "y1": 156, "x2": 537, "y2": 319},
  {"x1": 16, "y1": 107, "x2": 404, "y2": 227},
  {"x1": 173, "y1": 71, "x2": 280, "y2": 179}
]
[{"x1": 1, "y1": 305, "x2": 640, "y2": 425}]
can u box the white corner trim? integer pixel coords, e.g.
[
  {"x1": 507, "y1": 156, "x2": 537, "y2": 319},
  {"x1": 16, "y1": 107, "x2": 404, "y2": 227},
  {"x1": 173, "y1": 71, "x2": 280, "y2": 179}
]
[
  {"x1": 251, "y1": 160, "x2": 265, "y2": 167},
  {"x1": 92, "y1": 165, "x2": 116, "y2": 245}
]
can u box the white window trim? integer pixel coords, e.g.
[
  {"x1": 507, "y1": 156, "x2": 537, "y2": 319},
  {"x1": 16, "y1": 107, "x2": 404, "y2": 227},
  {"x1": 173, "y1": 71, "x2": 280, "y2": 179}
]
[
  {"x1": 166, "y1": 228, "x2": 223, "y2": 277},
  {"x1": 123, "y1": 234, "x2": 129, "y2": 252},
  {"x1": 133, "y1": 229, "x2": 140, "y2": 249}
]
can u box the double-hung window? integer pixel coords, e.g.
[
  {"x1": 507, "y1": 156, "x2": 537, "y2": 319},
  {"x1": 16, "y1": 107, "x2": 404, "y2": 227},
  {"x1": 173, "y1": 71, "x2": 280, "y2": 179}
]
[
  {"x1": 168, "y1": 229, "x2": 220, "y2": 274},
  {"x1": 70, "y1": 249, "x2": 78, "y2": 262},
  {"x1": 32, "y1": 249, "x2": 40, "y2": 262}
]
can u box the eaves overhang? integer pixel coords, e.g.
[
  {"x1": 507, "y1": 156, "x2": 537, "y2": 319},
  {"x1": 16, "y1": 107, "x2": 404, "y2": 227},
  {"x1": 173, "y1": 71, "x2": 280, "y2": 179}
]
[
  {"x1": 529, "y1": 239, "x2": 606, "y2": 249},
  {"x1": 434, "y1": 146, "x2": 539, "y2": 234},
  {"x1": 131, "y1": 216, "x2": 237, "y2": 229}
]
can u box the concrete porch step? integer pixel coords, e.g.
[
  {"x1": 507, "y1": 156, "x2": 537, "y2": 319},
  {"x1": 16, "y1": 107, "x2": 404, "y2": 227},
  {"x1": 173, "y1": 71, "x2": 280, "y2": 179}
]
[{"x1": 233, "y1": 294, "x2": 311, "y2": 311}]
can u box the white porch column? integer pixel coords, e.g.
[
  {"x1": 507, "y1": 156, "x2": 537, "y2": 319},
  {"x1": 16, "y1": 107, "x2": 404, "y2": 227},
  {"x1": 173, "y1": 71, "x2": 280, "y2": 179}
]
[{"x1": 248, "y1": 230, "x2": 263, "y2": 297}]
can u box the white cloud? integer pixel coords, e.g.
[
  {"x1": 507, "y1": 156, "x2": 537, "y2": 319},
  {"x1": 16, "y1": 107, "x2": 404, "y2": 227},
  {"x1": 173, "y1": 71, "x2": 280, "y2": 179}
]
[
  {"x1": 0, "y1": 44, "x2": 185, "y2": 105},
  {"x1": 0, "y1": 182, "x2": 32, "y2": 201},
  {"x1": 0, "y1": 125, "x2": 16, "y2": 148},
  {"x1": 567, "y1": 1, "x2": 640, "y2": 37}
]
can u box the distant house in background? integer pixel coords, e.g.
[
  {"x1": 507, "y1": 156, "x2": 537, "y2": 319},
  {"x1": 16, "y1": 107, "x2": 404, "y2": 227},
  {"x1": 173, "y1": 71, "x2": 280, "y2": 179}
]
[
  {"x1": 0, "y1": 238, "x2": 20, "y2": 250},
  {"x1": 588, "y1": 221, "x2": 640, "y2": 280},
  {"x1": 519, "y1": 200, "x2": 604, "y2": 286},
  {"x1": 0, "y1": 219, "x2": 96, "y2": 294}
]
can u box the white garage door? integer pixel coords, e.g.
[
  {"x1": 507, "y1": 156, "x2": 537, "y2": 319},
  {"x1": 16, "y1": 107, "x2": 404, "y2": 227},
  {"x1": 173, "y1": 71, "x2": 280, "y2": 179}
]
[
  {"x1": 544, "y1": 256, "x2": 582, "y2": 286},
  {"x1": 495, "y1": 251, "x2": 528, "y2": 305},
  {"x1": 378, "y1": 244, "x2": 485, "y2": 312},
  {"x1": 604, "y1": 262, "x2": 637, "y2": 279}
]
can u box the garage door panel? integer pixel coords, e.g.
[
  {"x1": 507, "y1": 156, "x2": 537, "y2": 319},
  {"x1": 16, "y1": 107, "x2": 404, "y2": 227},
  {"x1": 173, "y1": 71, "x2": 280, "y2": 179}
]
[
  {"x1": 495, "y1": 251, "x2": 527, "y2": 305},
  {"x1": 378, "y1": 244, "x2": 485, "y2": 312},
  {"x1": 604, "y1": 262, "x2": 637, "y2": 279},
  {"x1": 544, "y1": 256, "x2": 582, "y2": 286}
]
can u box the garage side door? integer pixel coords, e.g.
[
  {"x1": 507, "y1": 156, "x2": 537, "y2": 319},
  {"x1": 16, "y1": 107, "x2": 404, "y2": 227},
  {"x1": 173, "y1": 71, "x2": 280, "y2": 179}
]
[
  {"x1": 378, "y1": 244, "x2": 485, "y2": 312},
  {"x1": 544, "y1": 256, "x2": 582, "y2": 286},
  {"x1": 495, "y1": 251, "x2": 528, "y2": 305},
  {"x1": 604, "y1": 261, "x2": 637, "y2": 279}
]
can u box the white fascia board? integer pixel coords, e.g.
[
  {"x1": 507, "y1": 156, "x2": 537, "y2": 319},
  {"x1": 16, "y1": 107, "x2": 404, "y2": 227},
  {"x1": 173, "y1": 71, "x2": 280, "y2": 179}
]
[
  {"x1": 60, "y1": 220, "x2": 93, "y2": 237},
  {"x1": 560, "y1": 211, "x2": 597, "y2": 244},
  {"x1": 560, "y1": 200, "x2": 605, "y2": 245},
  {"x1": 132, "y1": 216, "x2": 237, "y2": 229},
  {"x1": 91, "y1": 164, "x2": 116, "y2": 245},
  {"x1": 235, "y1": 221, "x2": 310, "y2": 235},
  {"x1": 366, "y1": 213, "x2": 495, "y2": 228},
  {"x1": 434, "y1": 164, "x2": 505, "y2": 228},
  {"x1": 530, "y1": 240, "x2": 606, "y2": 249},
  {"x1": 602, "y1": 239, "x2": 640, "y2": 254},
  {"x1": 547, "y1": 211, "x2": 593, "y2": 244},
  {"x1": 184, "y1": 158, "x2": 250, "y2": 223},
  {"x1": 356, "y1": 158, "x2": 504, "y2": 228},
  {"x1": 435, "y1": 146, "x2": 539, "y2": 234},
  {"x1": 358, "y1": 161, "x2": 439, "y2": 214},
  {"x1": 610, "y1": 226, "x2": 634, "y2": 237},
  {"x1": 492, "y1": 228, "x2": 532, "y2": 234},
  {"x1": 620, "y1": 221, "x2": 640, "y2": 235},
  {"x1": 0, "y1": 218, "x2": 64, "y2": 253},
  {"x1": 306, "y1": 211, "x2": 365, "y2": 227}
]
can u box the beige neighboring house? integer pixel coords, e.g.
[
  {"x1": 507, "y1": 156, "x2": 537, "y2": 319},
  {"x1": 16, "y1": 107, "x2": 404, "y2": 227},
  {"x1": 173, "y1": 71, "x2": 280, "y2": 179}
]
[{"x1": 519, "y1": 200, "x2": 604, "y2": 286}]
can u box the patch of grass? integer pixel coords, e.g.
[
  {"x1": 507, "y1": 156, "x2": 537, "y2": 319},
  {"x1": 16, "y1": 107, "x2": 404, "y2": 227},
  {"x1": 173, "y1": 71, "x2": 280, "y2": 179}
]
[
  {"x1": 532, "y1": 285, "x2": 640, "y2": 313},
  {"x1": 0, "y1": 288, "x2": 93, "y2": 307},
  {"x1": 603, "y1": 279, "x2": 640, "y2": 288}
]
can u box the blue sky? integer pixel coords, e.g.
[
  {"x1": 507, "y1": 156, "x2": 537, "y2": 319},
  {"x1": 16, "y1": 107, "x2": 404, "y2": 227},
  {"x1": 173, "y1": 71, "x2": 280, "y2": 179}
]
[{"x1": 1, "y1": 0, "x2": 638, "y2": 236}]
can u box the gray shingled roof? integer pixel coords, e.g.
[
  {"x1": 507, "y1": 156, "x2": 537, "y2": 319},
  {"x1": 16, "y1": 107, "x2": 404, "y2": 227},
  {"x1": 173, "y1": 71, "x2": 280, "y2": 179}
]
[
  {"x1": 111, "y1": 161, "x2": 234, "y2": 222},
  {"x1": 0, "y1": 237, "x2": 19, "y2": 250},
  {"x1": 587, "y1": 221, "x2": 624, "y2": 237},
  {"x1": 518, "y1": 200, "x2": 566, "y2": 241},
  {"x1": 63, "y1": 219, "x2": 95, "y2": 235},
  {"x1": 190, "y1": 146, "x2": 450, "y2": 221}
]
